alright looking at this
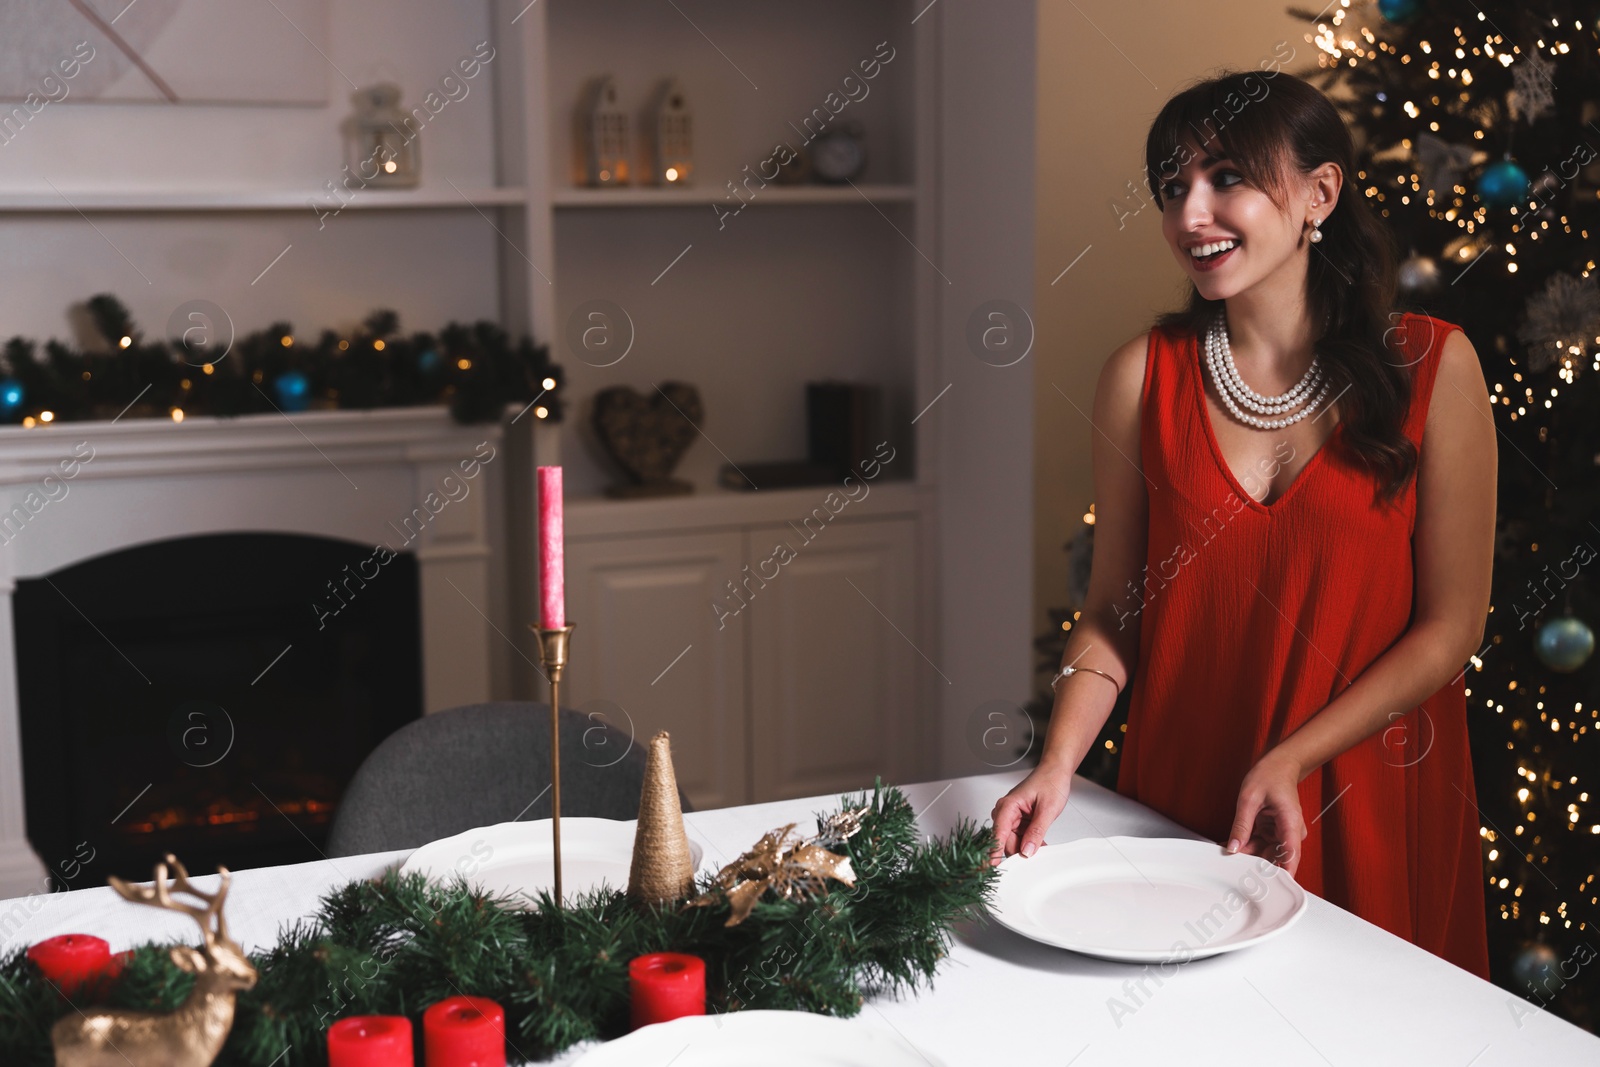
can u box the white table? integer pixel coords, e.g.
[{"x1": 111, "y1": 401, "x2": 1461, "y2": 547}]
[{"x1": 4, "y1": 770, "x2": 1596, "y2": 1065}]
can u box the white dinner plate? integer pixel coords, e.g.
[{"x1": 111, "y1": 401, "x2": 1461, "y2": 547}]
[
  {"x1": 571, "y1": 1010, "x2": 949, "y2": 1067},
  {"x1": 990, "y1": 836, "x2": 1306, "y2": 963},
  {"x1": 400, "y1": 817, "x2": 704, "y2": 905}
]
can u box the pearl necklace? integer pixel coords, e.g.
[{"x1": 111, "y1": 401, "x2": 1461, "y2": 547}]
[{"x1": 1204, "y1": 311, "x2": 1330, "y2": 429}]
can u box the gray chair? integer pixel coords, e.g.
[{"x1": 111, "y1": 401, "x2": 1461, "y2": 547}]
[{"x1": 326, "y1": 700, "x2": 691, "y2": 857}]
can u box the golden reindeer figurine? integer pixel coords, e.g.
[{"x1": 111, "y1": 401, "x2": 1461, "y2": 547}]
[{"x1": 51, "y1": 854, "x2": 259, "y2": 1067}]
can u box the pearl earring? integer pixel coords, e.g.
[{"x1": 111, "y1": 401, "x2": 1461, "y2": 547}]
[{"x1": 1309, "y1": 218, "x2": 1323, "y2": 244}]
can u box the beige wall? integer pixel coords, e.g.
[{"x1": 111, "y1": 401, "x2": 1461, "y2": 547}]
[{"x1": 1031, "y1": 0, "x2": 1318, "y2": 649}]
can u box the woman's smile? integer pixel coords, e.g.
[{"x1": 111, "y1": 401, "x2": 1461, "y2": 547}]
[{"x1": 1188, "y1": 240, "x2": 1240, "y2": 272}]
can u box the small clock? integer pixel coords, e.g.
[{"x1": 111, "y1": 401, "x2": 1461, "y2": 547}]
[{"x1": 807, "y1": 121, "x2": 867, "y2": 183}]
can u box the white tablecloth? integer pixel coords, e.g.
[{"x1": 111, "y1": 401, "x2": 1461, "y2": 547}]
[{"x1": 3, "y1": 770, "x2": 1596, "y2": 1065}]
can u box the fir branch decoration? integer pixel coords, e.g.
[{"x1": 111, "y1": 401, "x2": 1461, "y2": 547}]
[
  {"x1": 0, "y1": 782, "x2": 997, "y2": 1066},
  {"x1": 0, "y1": 295, "x2": 564, "y2": 427}
]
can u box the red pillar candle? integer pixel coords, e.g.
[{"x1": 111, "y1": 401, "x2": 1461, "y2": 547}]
[
  {"x1": 629, "y1": 952, "x2": 706, "y2": 1030},
  {"x1": 424, "y1": 995, "x2": 506, "y2": 1067},
  {"x1": 27, "y1": 934, "x2": 113, "y2": 995},
  {"x1": 537, "y1": 465, "x2": 565, "y2": 628},
  {"x1": 327, "y1": 1015, "x2": 413, "y2": 1067}
]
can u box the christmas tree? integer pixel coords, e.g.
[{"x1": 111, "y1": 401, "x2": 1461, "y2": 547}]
[
  {"x1": 1030, "y1": 1, "x2": 1600, "y2": 1034},
  {"x1": 1293, "y1": 0, "x2": 1599, "y2": 1031}
]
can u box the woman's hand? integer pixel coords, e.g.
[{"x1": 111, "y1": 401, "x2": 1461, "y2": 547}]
[
  {"x1": 989, "y1": 762, "x2": 1073, "y2": 866},
  {"x1": 1225, "y1": 749, "x2": 1307, "y2": 876}
]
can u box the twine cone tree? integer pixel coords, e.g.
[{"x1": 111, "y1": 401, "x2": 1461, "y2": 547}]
[{"x1": 627, "y1": 731, "x2": 695, "y2": 906}]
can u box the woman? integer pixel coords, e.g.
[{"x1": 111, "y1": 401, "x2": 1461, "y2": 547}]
[{"x1": 990, "y1": 70, "x2": 1496, "y2": 978}]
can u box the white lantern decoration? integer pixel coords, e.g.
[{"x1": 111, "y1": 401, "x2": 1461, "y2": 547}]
[
  {"x1": 342, "y1": 83, "x2": 420, "y2": 188},
  {"x1": 580, "y1": 75, "x2": 631, "y2": 187},
  {"x1": 647, "y1": 77, "x2": 692, "y2": 186}
]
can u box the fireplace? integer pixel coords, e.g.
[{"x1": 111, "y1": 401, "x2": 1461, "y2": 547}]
[
  {"x1": 0, "y1": 406, "x2": 516, "y2": 898},
  {"x1": 15, "y1": 532, "x2": 423, "y2": 889}
]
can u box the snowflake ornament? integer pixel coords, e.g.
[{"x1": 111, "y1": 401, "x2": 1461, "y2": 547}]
[
  {"x1": 1515, "y1": 272, "x2": 1600, "y2": 377},
  {"x1": 1509, "y1": 50, "x2": 1556, "y2": 124}
]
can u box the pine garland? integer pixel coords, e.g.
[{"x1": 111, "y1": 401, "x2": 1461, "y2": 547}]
[
  {"x1": 0, "y1": 295, "x2": 565, "y2": 427},
  {"x1": 0, "y1": 782, "x2": 997, "y2": 1066}
]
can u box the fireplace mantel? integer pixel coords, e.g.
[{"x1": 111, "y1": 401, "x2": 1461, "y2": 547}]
[{"x1": 0, "y1": 405, "x2": 511, "y2": 896}]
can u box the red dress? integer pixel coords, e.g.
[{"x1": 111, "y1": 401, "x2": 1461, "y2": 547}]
[{"x1": 1115, "y1": 314, "x2": 1491, "y2": 979}]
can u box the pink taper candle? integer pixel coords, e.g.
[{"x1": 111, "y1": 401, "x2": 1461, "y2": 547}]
[{"x1": 537, "y1": 466, "x2": 565, "y2": 628}]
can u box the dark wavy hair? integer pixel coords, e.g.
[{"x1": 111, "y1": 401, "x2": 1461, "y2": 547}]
[{"x1": 1144, "y1": 69, "x2": 1417, "y2": 505}]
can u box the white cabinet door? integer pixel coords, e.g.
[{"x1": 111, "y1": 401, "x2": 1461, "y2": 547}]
[
  {"x1": 744, "y1": 518, "x2": 917, "y2": 803},
  {"x1": 563, "y1": 531, "x2": 747, "y2": 810}
]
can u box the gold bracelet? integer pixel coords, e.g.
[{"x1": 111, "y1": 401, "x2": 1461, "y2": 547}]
[{"x1": 1049, "y1": 665, "x2": 1123, "y2": 695}]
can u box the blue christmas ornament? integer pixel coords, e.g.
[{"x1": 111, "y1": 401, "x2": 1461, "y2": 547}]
[
  {"x1": 1512, "y1": 942, "x2": 1561, "y2": 991},
  {"x1": 0, "y1": 380, "x2": 23, "y2": 413},
  {"x1": 274, "y1": 369, "x2": 311, "y2": 412},
  {"x1": 1476, "y1": 159, "x2": 1529, "y2": 210},
  {"x1": 1534, "y1": 615, "x2": 1594, "y2": 673},
  {"x1": 418, "y1": 348, "x2": 441, "y2": 373},
  {"x1": 1378, "y1": 0, "x2": 1421, "y2": 23}
]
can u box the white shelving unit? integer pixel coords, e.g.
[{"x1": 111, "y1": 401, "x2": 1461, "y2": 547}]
[
  {"x1": 0, "y1": 0, "x2": 1044, "y2": 787},
  {"x1": 489, "y1": 0, "x2": 937, "y2": 500},
  {"x1": 486, "y1": 0, "x2": 944, "y2": 796}
]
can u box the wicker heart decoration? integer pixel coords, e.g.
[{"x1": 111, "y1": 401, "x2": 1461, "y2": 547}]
[{"x1": 591, "y1": 382, "x2": 702, "y2": 496}]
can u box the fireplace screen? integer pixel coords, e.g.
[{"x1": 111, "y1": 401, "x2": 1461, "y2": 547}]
[{"x1": 15, "y1": 532, "x2": 422, "y2": 890}]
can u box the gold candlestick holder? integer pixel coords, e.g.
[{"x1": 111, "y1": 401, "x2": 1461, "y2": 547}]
[{"x1": 531, "y1": 622, "x2": 575, "y2": 908}]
